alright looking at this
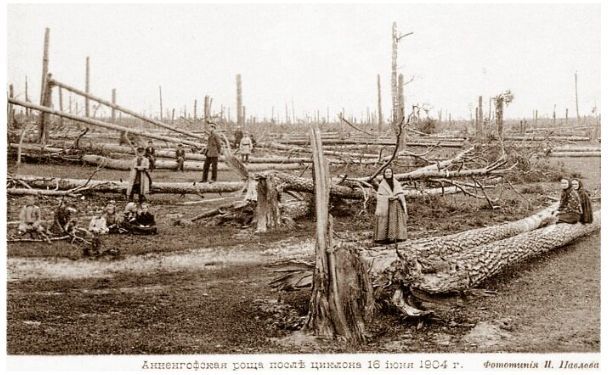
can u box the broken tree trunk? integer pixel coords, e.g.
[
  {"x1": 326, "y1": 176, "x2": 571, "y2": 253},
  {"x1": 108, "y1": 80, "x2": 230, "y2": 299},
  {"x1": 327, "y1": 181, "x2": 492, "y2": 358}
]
[
  {"x1": 410, "y1": 211, "x2": 600, "y2": 294},
  {"x1": 272, "y1": 205, "x2": 599, "y2": 318},
  {"x1": 8, "y1": 98, "x2": 204, "y2": 148},
  {"x1": 49, "y1": 79, "x2": 202, "y2": 139},
  {"x1": 303, "y1": 126, "x2": 373, "y2": 344},
  {"x1": 10, "y1": 175, "x2": 244, "y2": 195}
]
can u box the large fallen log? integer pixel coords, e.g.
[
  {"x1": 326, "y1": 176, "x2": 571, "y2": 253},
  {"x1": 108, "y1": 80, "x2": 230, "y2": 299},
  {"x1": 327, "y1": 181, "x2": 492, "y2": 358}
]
[
  {"x1": 545, "y1": 151, "x2": 600, "y2": 158},
  {"x1": 18, "y1": 149, "x2": 308, "y2": 172},
  {"x1": 365, "y1": 203, "x2": 559, "y2": 276},
  {"x1": 280, "y1": 138, "x2": 465, "y2": 148},
  {"x1": 410, "y1": 211, "x2": 600, "y2": 294},
  {"x1": 11, "y1": 175, "x2": 245, "y2": 195},
  {"x1": 271, "y1": 206, "x2": 599, "y2": 317}
]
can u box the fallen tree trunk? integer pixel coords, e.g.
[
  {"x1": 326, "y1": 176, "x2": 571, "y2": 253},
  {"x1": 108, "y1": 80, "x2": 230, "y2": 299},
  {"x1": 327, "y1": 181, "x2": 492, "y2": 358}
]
[
  {"x1": 49, "y1": 78, "x2": 202, "y2": 139},
  {"x1": 19, "y1": 150, "x2": 309, "y2": 172},
  {"x1": 7, "y1": 188, "x2": 81, "y2": 197},
  {"x1": 545, "y1": 151, "x2": 600, "y2": 158},
  {"x1": 271, "y1": 205, "x2": 599, "y2": 317},
  {"x1": 410, "y1": 211, "x2": 600, "y2": 294},
  {"x1": 364, "y1": 204, "x2": 559, "y2": 277},
  {"x1": 11, "y1": 175, "x2": 245, "y2": 195},
  {"x1": 8, "y1": 98, "x2": 204, "y2": 148},
  {"x1": 280, "y1": 138, "x2": 465, "y2": 148}
]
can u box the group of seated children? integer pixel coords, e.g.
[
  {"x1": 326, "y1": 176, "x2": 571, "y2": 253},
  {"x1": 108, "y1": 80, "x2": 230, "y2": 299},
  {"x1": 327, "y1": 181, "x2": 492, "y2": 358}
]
[
  {"x1": 89, "y1": 200, "x2": 158, "y2": 236},
  {"x1": 16, "y1": 198, "x2": 158, "y2": 243}
]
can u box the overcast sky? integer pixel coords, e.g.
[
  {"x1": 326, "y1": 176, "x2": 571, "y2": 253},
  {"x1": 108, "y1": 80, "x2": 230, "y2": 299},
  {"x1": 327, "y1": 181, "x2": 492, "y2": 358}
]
[{"x1": 7, "y1": 3, "x2": 600, "y2": 121}]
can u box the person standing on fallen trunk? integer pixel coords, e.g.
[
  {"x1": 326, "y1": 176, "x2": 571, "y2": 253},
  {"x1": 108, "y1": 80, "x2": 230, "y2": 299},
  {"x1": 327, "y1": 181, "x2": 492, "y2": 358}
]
[
  {"x1": 553, "y1": 177, "x2": 581, "y2": 224},
  {"x1": 126, "y1": 147, "x2": 151, "y2": 203},
  {"x1": 201, "y1": 123, "x2": 222, "y2": 183},
  {"x1": 571, "y1": 178, "x2": 593, "y2": 224},
  {"x1": 175, "y1": 143, "x2": 186, "y2": 172},
  {"x1": 374, "y1": 167, "x2": 408, "y2": 243}
]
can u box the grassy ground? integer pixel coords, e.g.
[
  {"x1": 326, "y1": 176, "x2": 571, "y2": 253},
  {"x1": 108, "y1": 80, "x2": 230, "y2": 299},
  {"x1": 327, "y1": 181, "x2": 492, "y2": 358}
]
[{"x1": 6, "y1": 155, "x2": 600, "y2": 354}]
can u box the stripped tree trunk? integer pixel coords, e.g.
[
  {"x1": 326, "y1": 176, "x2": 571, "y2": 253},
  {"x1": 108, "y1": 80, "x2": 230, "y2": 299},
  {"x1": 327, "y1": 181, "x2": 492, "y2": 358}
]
[
  {"x1": 495, "y1": 97, "x2": 504, "y2": 138},
  {"x1": 303, "y1": 126, "x2": 373, "y2": 344},
  {"x1": 159, "y1": 86, "x2": 163, "y2": 121},
  {"x1": 391, "y1": 22, "x2": 398, "y2": 126},
  {"x1": 85, "y1": 56, "x2": 90, "y2": 117},
  {"x1": 38, "y1": 73, "x2": 53, "y2": 144},
  {"x1": 236, "y1": 74, "x2": 243, "y2": 126}
]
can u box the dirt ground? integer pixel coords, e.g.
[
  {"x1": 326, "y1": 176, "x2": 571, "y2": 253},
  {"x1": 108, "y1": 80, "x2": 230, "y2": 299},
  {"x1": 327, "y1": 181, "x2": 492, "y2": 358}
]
[{"x1": 6, "y1": 156, "x2": 600, "y2": 354}]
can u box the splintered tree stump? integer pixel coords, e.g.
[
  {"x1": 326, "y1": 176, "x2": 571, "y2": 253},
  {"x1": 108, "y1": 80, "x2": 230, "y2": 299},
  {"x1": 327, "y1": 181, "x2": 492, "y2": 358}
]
[
  {"x1": 303, "y1": 126, "x2": 373, "y2": 344},
  {"x1": 256, "y1": 174, "x2": 282, "y2": 232}
]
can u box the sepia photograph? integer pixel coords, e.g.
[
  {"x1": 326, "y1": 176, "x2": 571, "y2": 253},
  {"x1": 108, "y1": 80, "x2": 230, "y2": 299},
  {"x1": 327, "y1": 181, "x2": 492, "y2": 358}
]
[{"x1": 3, "y1": 1, "x2": 604, "y2": 372}]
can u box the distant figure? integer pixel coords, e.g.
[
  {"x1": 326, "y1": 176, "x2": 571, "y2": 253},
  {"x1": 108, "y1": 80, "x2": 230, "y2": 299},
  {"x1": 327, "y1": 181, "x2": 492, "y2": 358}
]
[
  {"x1": 126, "y1": 147, "x2": 151, "y2": 203},
  {"x1": 239, "y1": 133, "x2": 253, "y2": 162},
  {"x1": 553, "y1": 177, "x2": 581, "y2": 224},
  {"x1": 234, "y1": 126, "x2": 244, "y2": 148},
  {"x1": 18, "y1": 197, "x2": 50, "y2": 241},
  {"x1": 571, "y1": 178, "x2": 593, "y2": 224},
  {"x1": 374, "y1": 167, "x2": 408, "y2": 243},
  {"x1": 201, "y1": 123, "x2": 222, "y2": 183},
  {"x1": 175, "y1": 144, "x2": 186, "y2": 172},
  {"x1": 145, "y1": 140, "x2": 156, "y2": 170}
]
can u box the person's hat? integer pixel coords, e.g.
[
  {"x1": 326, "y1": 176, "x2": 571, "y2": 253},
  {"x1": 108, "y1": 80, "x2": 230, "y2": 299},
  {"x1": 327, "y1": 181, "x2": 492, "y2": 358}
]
[{"x1": 136, "y1": 146, "x2": 145, "y2": 152}]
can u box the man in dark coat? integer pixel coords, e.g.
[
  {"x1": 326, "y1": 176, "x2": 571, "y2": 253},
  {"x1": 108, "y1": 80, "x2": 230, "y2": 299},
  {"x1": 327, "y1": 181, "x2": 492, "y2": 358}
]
[
  {"x1": 234, "y1": 127, "x2": 243, "y2": 148},
  {"x1": 201, "y1": 124, "x2": 222, "y2": 182}
]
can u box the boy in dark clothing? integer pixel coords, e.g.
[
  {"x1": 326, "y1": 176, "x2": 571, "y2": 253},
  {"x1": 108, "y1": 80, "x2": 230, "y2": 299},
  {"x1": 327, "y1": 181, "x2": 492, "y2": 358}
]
[
  {"x1": 133, "y1": 203, "x2": 158, "y2": 235},
  {"x1": 145, "y1": 140, "x2": 156, "y2": 170}
]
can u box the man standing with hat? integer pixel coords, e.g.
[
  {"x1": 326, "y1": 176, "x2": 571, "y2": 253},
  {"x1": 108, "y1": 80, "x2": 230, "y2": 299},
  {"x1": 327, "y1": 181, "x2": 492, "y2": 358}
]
[{"x1": 201, "y1": 123, "x2": 222, "y2": 183}]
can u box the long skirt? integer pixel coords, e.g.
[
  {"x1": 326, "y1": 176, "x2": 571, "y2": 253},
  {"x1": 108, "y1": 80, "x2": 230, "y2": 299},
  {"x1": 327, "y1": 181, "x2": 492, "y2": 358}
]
[
  {"x1": 374, "y1": 200, "x2": 408, "y2": 243},
  {"x1": 557, "y1": 212, "x2": 580, "y2": 224}
]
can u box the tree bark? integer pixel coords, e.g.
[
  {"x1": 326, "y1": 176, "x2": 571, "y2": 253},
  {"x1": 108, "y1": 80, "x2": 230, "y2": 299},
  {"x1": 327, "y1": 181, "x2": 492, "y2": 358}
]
[{"x1": 411, "y1": 211, "x2": 600, "y2": 294}]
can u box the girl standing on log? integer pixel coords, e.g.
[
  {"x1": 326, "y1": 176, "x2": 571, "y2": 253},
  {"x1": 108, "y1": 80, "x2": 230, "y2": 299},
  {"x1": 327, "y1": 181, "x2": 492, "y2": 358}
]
[
  {"x1": 571, "y1": 178, "x2": 593, "y2": 224},
  {"x1": 374, "y1": 167, "x2": 408, "y2": 243},
  {"x1": 553, "y1": 177, "x2": 581, "y2": 224},
  {"x1": 126, "y1": 147, "x2": 151, "y2": 203}
]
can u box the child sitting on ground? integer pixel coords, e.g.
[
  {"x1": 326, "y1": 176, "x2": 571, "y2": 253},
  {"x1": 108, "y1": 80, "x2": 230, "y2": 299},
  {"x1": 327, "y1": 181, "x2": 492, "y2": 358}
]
[
  {"x1": 18, "y1": 197, "x2": 51, "y2": 242},
  {"x1": 86, "y1": 210, "x2": 109, "y2": 256},
  {"x1": 132, "y1": 203, "x2": 158, "y2": 235}
]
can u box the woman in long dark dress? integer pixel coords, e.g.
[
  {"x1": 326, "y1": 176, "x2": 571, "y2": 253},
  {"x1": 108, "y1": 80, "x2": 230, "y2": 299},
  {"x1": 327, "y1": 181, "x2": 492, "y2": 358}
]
[
  {"x1": 554, "y1": 177, "x2": 581, "y2": 224},
  {"x1": 571, "y1": 178, "x2": 593, "y2": 224},
  {"x1": 374, "y1": 167, "x2": 408, "y2": 243}
]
